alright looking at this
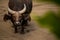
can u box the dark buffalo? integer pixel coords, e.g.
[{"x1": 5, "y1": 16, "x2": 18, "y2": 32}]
[{"x1": 3, "y1": 0, "x2": 32, "y2": 33}]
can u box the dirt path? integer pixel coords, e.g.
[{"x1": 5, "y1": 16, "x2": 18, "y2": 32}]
[
  {"x1": 32, "y1": 2, "x2": 58, "y2": 16},
  {"x1": 0, "y1": 0, "x2": 57, "y2": 40}
]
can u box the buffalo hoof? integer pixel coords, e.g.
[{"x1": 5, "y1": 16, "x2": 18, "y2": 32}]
[
  {"x1": 26, "y1": 30, "x2": 30, "y2": 33},
  {"x1": 20, "y1": 30, "x2": 25, "y2": 34},
  {"x1": 14, "y1": 31, "x2": 18, "y2": 33},
  {"x1": 20, "y1": 31, "x2": 25, "y2": 34}
]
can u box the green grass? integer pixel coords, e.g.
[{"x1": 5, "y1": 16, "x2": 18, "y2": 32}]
[{"x1": 33, "y1": 11, "x2": 60, "y2": 39}]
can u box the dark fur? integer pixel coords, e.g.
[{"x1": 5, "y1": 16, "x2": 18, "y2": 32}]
[{"x1": 3, "y1": 0, "x2": 32, "y2": 33}]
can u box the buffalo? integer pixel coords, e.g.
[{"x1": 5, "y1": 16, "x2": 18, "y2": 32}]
[{"x1": 3, "y1": 0, "x2": 32, "y2": 33}]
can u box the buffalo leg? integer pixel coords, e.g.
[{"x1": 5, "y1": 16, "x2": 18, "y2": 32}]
[
  {"x1": 20, "y1": 20, "x2": 25, "y2": 34},
  {"x1": 21, "y1": 26, "x2": 25, "y2": 34},
  {"x1": 14, "y1": 26, "x2": 18, "y2": 33},
  {"x1": 25, "y1": 20, "x2": 28, "y2": 26}
]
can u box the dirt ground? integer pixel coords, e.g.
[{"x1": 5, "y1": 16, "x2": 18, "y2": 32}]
[{"x1": 0, "y1": 0, "x2": 58, "y2": 40}]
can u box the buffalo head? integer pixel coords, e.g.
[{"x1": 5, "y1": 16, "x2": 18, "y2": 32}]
[{"x1": 7, "y1": 4, "x2": 26, "y2": 26}]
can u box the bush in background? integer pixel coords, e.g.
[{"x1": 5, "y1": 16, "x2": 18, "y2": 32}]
[
  {"x1": 35, "y1": 0, "x2": 60, "y2": 5},
  {"x1": 34, "y1": 11, "x2": 60, "y2": 39}
]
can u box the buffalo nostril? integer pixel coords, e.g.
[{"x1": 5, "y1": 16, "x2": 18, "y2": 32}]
[
  {"x1": 15, "y1": 22, "x2": 20, "y2": 26},
  {"x1": 16, "y1": 22, "x2": 20, "y2": 24}
]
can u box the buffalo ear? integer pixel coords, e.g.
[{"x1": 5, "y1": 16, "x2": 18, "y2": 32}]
[{"x1": 3, "y1": 14, "x2": 11, "y2": 21}]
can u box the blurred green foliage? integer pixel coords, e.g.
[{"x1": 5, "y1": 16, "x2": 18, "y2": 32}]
[
  {"x1": 33, "y1": 0, "x2": 60, "y2": 39},
  {"x1": 34, "y1": 11, "x2": 60, "y2": 38},
  {"x1": 36, "y1": 0, "x2": 60, "y2": 6}
]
